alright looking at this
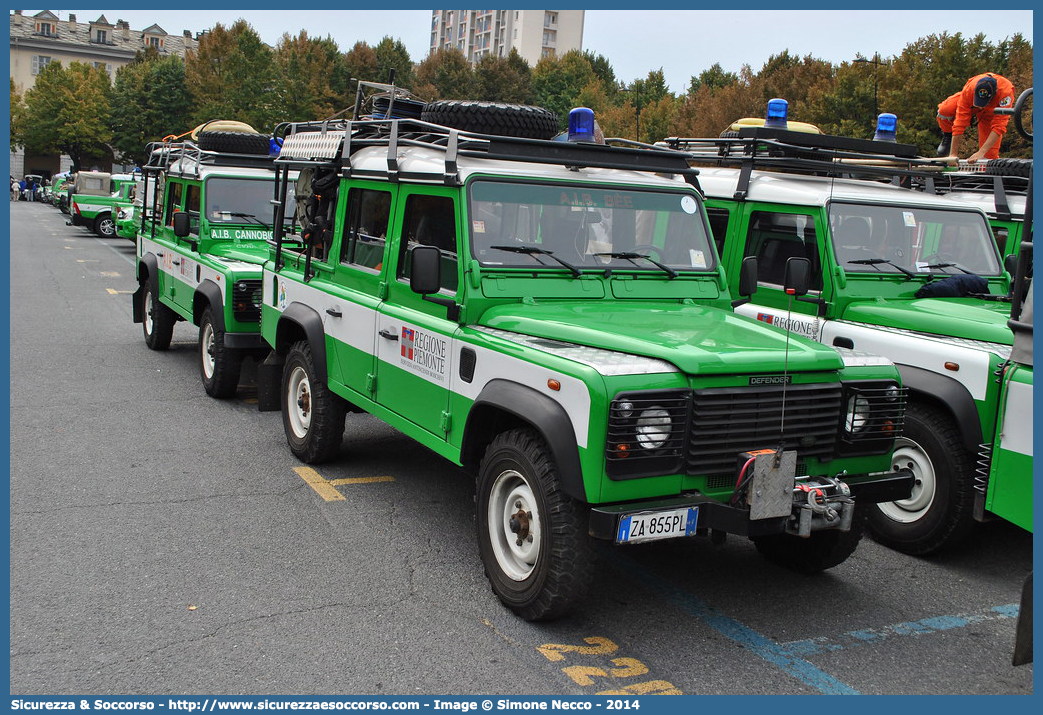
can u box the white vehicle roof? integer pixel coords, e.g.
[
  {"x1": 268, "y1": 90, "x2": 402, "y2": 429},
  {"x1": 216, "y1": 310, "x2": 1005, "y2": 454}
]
[
  {"x1": 935, "y1": 189, "x2": 1027, "y2": 220},
  {"x1": 165, "y1": 158, "x2": 278, "y2": 181},
  {"x1": 695, "y1": 166, "x2": 993, "y2": 216}
]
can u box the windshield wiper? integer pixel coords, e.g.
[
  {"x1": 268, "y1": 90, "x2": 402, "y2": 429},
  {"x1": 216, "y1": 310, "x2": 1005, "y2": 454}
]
[
  {"x1": 595, "y1": 251, "x2": 678, "y2": 279},
  {"x1": 924, "y1": 262, "x2": 974, "y2": 275},
  {"x1": 224, "y1": 211, "x2": 270, "y2": 228},
  {"x1": 490, "y1": 244, "x2": 582, "y2": 277},
  {"x1": 847, "y1": 257, "x2": 916, "y2": 280}
]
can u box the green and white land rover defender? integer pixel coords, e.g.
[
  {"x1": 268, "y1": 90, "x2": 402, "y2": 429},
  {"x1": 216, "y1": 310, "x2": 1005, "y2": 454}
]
[
  {"x1": 69, "y1": 172, "x2": 136, "y2": 238},
  {"x1": 666, "y1": 123, "x2": 1033, "y2": 555},
  {"x1": 132, "y1": 133, "x2": 281, "y2": 397},
  {"x1": 256, "y1": 102, "x2": 912, "y2": 620}
]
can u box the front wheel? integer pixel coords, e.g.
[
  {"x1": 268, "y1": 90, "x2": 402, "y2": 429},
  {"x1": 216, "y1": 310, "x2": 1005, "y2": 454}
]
[
  {"x1": 281, "y1": 341, "x2": 345, "y2": 463},
  {"x1": 199, "y1": 307, "x2": 242, "y2": 398},
  {"x1": 141, "y1": 282, "x2": 175, "y2": 351},
  {"x1": 752, "y1": 509, "x2": 867, "y2": 573},
  {"x1": 476, "y1": 429, "x2": 592, "y2": 621},
  {"x1": 94, "y1": 213, "x2": 116, "y2": 238},
  {"x1": 867, "y1": 402, "x2": 976, "y2": 555}
]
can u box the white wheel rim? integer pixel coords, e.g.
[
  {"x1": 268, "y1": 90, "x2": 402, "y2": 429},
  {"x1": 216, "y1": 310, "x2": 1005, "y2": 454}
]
[
  {"x1": 487, "y1": 469, "x2": 541, "y2": 581},
  {"x1": 201, "y1": 322, "x2": 216, "y2": 379},
  {"x1": 143, "y1": 291, "x2": 154, "y2": 335},
  {"x1": 878, "y1": 436, "x2": 937, "y2": 523},
  {"x1": 287, "y1": 365, "x2": 312, "y2": 439}
]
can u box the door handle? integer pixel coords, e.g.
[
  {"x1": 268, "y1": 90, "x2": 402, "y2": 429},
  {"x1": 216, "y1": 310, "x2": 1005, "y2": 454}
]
[
  {"x1": 378, "y1": 329, "x2": 398, "y2": 341},
  {"x1": 172, "y1": 259, "x2": 181, "y2": 266},
  {"x1": 326, "y1": 308, "x2": 342, "y2": 318}
]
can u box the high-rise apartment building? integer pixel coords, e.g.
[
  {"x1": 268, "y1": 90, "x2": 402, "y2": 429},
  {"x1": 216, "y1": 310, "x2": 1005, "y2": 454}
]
[{"x1": 429, "y1": 10, "x2": 584, "y2": 66}]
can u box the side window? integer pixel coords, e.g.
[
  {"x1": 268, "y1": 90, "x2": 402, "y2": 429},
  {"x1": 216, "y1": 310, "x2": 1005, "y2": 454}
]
[
  {"x1": 992, "y1": 227, "x2": 1009, "y2": 256},
  {"x1": 341, "y1": 189, "x2": 392, "y2": 271},
  {"x1": 744, "y1": 211, "x2": 822, "y2": 290},
  {"x1": 185, "y1": 184, "x2": 201, "y2": 236},
  {"x1": 165, "y1": 182, "x2": 184, "y2": 226},
  {"x1": 397, "y1": 194, "x2": 458, "y2": 293},
  {"x1": 705, "y1": 207, "x2": 731, "y2": 261}
]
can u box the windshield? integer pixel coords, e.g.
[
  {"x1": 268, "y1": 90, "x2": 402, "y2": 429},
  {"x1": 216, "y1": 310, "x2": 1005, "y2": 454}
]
[
  {"x1": 829, "y1": 202, "x2": 1001, "y2": 277},
  {"x1": 205, "y1": 177, "x2": 277, "y2": 227},
  {"x1": 469, "y1": 181, "x2": 715, "y2": 272}
]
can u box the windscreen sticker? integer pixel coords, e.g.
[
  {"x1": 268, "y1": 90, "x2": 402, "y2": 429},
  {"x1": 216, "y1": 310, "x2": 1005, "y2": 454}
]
[
  {"x1": 689, "y1": 250, "x2": 706, "y2": 268},
  {"x1": 902, "y1": 211, "x2": 917, "y2": 227},
  {"x1": 472, "y1": 220, "x2": 486, "y2": 233},
  {"x1": 681, "y1": 195, "x2": 697, "y2": 214}
]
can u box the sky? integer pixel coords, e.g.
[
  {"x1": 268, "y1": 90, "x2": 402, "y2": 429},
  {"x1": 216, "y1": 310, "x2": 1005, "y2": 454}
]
[{"x1": 12, "y1": 7, "x2": 1035, "y2": 94}]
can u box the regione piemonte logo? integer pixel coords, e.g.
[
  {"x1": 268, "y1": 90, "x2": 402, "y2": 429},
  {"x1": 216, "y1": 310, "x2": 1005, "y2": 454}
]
[{"x1": 401, "y1": 326, "x2": 416, "y2": 360}]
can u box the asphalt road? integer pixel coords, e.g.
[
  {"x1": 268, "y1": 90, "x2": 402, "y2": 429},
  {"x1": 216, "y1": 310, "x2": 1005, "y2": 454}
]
[{"x1": 7, "y1": 200, "x2": 1033, "y2": 696}]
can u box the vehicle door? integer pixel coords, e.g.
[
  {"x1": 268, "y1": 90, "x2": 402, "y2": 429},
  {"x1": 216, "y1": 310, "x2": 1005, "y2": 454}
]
[
  {"x1": 151, "y1": 180, "x2": 185, "y2": 311},
  {"x1": 732, "y1": 206, "x2": 827, "y2": 341},
  {"x1": 325, "y1": 183, "x2": 398, "y2": 399},
  {"x1": 375, "y1": 188, "x2": 460, "y2": 438},
  {"x1": 170, "y1": 182, "x2": 202, "y2": 312}
]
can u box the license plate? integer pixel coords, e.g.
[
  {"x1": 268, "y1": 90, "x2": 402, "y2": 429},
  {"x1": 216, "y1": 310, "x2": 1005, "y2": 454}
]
[{"x1": 616, "y1": 507, "x2": 699, "y2": 544}]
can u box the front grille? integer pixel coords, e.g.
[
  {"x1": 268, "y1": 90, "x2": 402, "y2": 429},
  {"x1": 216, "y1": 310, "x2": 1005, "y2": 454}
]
[
  {"x1": 231, "y1": 279, "x2": 263, "y2": 322},
  {"x1": 687, "y1": 384, "x2": 843, "y2": 475}
]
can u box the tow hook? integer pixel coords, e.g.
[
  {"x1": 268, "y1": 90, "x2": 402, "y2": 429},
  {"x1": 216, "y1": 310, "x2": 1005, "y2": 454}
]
[{"x1": 788, "y1": 475, "x2": 854, "y2": 537}]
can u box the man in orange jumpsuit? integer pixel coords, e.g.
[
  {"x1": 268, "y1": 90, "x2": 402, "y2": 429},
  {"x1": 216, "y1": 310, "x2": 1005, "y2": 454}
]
[{"x1": 936, "y1": 73, "x2": 1015, "y2": 161}]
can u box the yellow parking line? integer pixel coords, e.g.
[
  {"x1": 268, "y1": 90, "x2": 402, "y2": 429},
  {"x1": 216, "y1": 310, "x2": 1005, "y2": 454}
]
[
  {"x1": 106, "y1": 288, "x2": 134, "y2": 295},
  {"x1": 328, "y1": 476, "x2": 395, "y2": 486},
  {"x1": 100, "y1": 271, "x2": 121, "y2": 277}
]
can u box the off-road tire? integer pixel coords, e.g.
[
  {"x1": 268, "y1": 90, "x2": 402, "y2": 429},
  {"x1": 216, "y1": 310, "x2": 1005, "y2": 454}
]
[
  {"x1": 476, "y1": 428, "x2": 593, "y2": 621},
  {"x1": 197, "y1": 130, "x2": 271, "y2": 156},
  {"x1": 985, "y1": 158, "x2": 1032, "y2": 178},
  {"x1": 753, "y1": 508, "x2": 868, "y2": 573},
  {"x1": 421, "y1": 100, "x2": 560, "y2": 140},
  {"x1": 867, "y1": 402, "x2": 976, "y2": 555},
  {"x1": 282, "y1": 341, "x2": 346, "y2": 464},
  {"x1": 199, "y1": 307, "x2": 242, "y2": 399},
  {"x1": 141, "y1": 282, "x2": 175, "y2": 351},
  {"x1": 93, "y1": 212, "x2": 116, "y2": 238}
]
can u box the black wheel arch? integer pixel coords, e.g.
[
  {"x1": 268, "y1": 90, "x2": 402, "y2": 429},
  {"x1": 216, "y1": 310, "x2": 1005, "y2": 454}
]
[
  {"x1": 275, "y1": 302, "x2": 329, "y2": 384},
  {"x1": 193, "y1": 279, "x2": 224, "y2": 330},
  {"x1": 461, "y1": 379, "x2": 586, "y2": 502},
  {"x1": 896, "y1": 364, "x2": 984, "y2": 450}
]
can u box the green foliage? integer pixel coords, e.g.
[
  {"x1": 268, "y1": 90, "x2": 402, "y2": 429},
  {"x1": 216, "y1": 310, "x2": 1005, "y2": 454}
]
[
  {"x1": 474, "y1": 51, "x2": 533, "y2": 103},
  {"x1": 10, "y1": 78, "x2": 25, "y2": 151},
  {"x1": 21, "y1": 61, "x2": 113, "y2": 170},
  {"x1": 274, "y1": 31, "x2": 347, "y2": 122},
  {"x1": 687, "y1": 63, "x2": 738, "y2": 96},
  {"x1": 532, "y1": 50, "x2": 598, "y2": 129},
  {"x1": 343, "y1": 41, "x2": 380, "y2": 88},
  {"x1": 111, "y1": 54, "x2": 193, "y2": 166},
  {"x1": 415, "y1": 48, "x2": 475, "y2": 101},
  {"x1": 374, "y1": 36, "x2": 415, "y2": 88}
]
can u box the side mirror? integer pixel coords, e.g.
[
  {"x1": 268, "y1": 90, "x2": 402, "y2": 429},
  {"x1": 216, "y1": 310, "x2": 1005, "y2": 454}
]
[
  {"x1": 410, "y1": 245, "x2": 442, "y2": 295},
  {"x1": 1004, "y1": 253, "x2": 1018, "y2": 276},
  {"x1": 172, "y1": 211, "x2": 191, "y2": 238},
  {"x1": 738, "y1": 256, "x2": 758, "y2": 297},
  {"x1": 784, "y1": 257, "x2": 811, "y2": 296}
]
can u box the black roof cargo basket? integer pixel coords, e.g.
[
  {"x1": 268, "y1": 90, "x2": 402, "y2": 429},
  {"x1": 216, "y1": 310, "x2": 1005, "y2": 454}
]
[{"x1": 142, "y1": 139, "x2": 275, "y2": 179}]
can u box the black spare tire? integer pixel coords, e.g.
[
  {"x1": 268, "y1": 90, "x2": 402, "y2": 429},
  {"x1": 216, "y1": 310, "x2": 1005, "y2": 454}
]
[
  {"x1": 197, "y1": 130, "x2": 271, "y2": 155},
  {"x1": 984, "y1": 157, "x2": 1032, "y2": 178},
  {"x1": 421, "y1": 100, "x2": 560, "y2": 140}
]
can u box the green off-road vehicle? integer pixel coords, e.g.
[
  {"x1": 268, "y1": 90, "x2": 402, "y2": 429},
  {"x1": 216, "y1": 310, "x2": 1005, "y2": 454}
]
[
  {"x1": 132, "y1": 130, "x2": 283, "y2": 397},
  {"x1": 69, "y1": 172, "x2": 136, "y2": 238},
  {"x1": 256, "y1": 97, "x2": 912, "y2": 620},
  {"x1": 666, "y1": 119, "x2": 1032, "y2": 555}
]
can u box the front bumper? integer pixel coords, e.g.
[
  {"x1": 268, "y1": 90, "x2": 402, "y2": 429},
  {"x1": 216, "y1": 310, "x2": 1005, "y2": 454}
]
[{"x1": 589, "y1": 469, "x2": 914, "y2": 541}]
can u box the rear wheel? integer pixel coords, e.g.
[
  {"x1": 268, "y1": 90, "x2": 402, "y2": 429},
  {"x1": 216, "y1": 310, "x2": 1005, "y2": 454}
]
[
  {"x1": 867, "y1": 402, "x2": 976, "y2": 554},
  {"x1": 476, "y1": 429, "x2": 592, "y2": 620},
  {"x1": 94, "y1": 212, "x2": 115, "y2": 238},
  {"x1": 142, "y1": 282, "x2": 175, "y2": 351},
  {"x1": 199, "y1": 307, "x2": 242, "y2": 398},
  {"x1": 753, "y1": 509, "x2": 867, "y2": 573},
  {"x1": 282, "y1": 341, "x2": 345, "y2": 463}
]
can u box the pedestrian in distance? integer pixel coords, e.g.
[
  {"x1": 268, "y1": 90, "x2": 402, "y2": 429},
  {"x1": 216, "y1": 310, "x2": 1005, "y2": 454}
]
[{"x1": 936, "y1": 72, "x2": 1015, "y2": 162}]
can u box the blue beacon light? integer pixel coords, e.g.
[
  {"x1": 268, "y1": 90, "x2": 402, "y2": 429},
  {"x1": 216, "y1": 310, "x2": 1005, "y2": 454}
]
[
  {"x1": 764, "y1": 98, "x2": 788, "y2": 129},
  {"x1": 874, "y1": 113, "x2": 898, "y2": 142},
  {"x1": 568, "y1": 107, "x2": 596, "y2": 142}
]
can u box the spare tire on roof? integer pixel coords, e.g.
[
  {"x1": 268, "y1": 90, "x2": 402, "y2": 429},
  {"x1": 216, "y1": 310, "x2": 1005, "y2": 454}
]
[
  {"x1": 421, "y1": 100, "x2": 560, "y2": 140},
  {"x1": 984, "y1": 157, "x2": 1032, "y2": 178},
  {"x1": 197, "y1": 130, "x2": 271, "y2": 155}
]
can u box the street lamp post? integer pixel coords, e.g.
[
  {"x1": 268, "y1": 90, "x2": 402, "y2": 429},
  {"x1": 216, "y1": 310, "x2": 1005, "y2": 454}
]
[
  {"x1": 853, "y1": 53, "x2": 883, "y2": 128},
  {"x1": 618, "y1": 83, "x2": 642, "y2": 142}
]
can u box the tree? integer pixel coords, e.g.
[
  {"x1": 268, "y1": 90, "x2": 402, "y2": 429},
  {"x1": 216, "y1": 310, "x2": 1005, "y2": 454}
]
[
  {"x1": 185, "y1": 20, "x2": 280, "y2": 132},
  {"x1": 687, "y1": 63, "x2": 738, "y2": 96},
  {"x1": 20, "y1": 61, "x2": 113, "y2": 171},
  {"x1": 415, "y1": 48, "x2": 475, "y2": 101},
  {"x1": 10, "y1": 78, "x2": 25, "y2": 151},
  {"x1": 474, "y1": 51, "x2": 532, "y2": 103},
  {"x1": 343, "y1": 41, "x2": 380, "y2": 91},
  {"x1": 111, "y1": 52, "x2": 193, "y2": 166},
  {"x1": 373, "y1": 36, "x2": 414, "y2": 88},
  {"x1": 274, "y1": 31, "x2": 345, "y2": 122},
  {"x1": 532, "y1": 50, "x2": 598, "y2": 129}
]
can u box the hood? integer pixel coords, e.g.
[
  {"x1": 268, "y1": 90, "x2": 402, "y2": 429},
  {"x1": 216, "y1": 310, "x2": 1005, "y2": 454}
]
[
  {"x1": 205, "y1": 242, "x2": 269, "y2": 266},
  {"x1": 479, "y1": 302, "x2": 843, "y2": 375},
  {"x1": 843, "y1": 297, "x2": 1014, "y2": 345}
]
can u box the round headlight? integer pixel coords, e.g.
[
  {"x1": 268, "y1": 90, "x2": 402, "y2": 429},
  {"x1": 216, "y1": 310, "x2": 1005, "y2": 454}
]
[
  {"x1": 635, "y1": 408, "x2": 672, "y2": 449},
  {"x1": 616, "y1": 401, "x2": 634, "y2": 418},
  {"x1": 845, "y1": 395, "x2": 872, "y2": 434}
]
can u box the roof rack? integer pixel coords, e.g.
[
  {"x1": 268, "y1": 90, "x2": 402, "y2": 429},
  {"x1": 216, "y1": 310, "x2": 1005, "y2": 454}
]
[
  {"x1": 273, "y1": 116, "x2": 702, "y2": 188},
  {"x1": 142, "y1": 139, "x2": 275, "y2": 179},
  {"x1": 663, "y1": 127, "x2": 1030, "y2": 219}
]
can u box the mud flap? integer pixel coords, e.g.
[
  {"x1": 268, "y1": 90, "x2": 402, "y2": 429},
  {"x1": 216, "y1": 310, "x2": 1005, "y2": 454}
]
[
  {"x1": 1013, "y1": 571, "x2": 1032, "y2": 666},
  {"x1": 257, "y1": 351, "x2": 284, "y2": 412},
  {"x1": 131, "y1": 285, "x2": 143, "y2": 323}
]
